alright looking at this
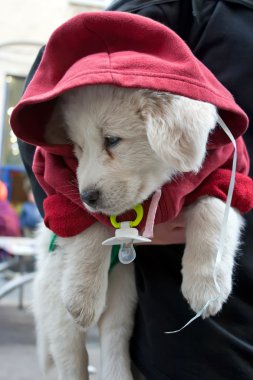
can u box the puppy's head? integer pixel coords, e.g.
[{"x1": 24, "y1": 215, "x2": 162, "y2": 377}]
[{"x1": 45, "y1": 85, "x2": 217, "y2": 215}]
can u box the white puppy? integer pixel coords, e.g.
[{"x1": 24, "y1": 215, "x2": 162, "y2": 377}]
[{"x1": 34, "y1": 85, "x2": 243, "y2": 380}]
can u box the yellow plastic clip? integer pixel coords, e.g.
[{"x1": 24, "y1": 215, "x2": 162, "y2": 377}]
[{"x1": 110, "y1": 204, "x2": 144, "y2": 229}]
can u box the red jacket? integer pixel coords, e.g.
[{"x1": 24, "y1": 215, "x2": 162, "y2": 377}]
[{"x1": 11, "y1": 12, "x2": 253, "y2": 237}]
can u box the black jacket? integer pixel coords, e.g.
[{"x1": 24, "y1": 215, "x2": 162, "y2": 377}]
[{"x1": 18, "y1": 2, "x2": 253, "y2": 379}]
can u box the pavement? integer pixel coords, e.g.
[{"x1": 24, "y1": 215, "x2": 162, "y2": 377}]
[{"x1": 0, "y1": 278, "x2": 100, "y2": 380}]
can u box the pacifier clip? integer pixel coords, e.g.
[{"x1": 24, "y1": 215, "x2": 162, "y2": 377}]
[
  {"x1": 102, "y1": 190, "x2": 162, "y2": 265},
  {"x1": 102, "y1": 204, "x2": 151, "y2": 264}
]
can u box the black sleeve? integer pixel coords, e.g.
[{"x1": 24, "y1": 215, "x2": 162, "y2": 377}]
[
  {"x1": 107, "y1": 0, "x2": 194, "y2": 42},
  {"x1": 22, "y1": 46, "x2": 45, "y2": 93}
]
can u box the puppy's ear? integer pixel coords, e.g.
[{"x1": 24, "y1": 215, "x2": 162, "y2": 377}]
[
  {"x1": 44, "y1": 100, "x2": 70, "y2": 145},
  {"x1": 140, "y1": 91, "x2": 218, "y2": 172}
]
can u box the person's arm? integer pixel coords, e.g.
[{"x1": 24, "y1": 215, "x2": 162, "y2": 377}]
[{"x1": 107, "y1": 0, "x2": 193, "y2": 40}]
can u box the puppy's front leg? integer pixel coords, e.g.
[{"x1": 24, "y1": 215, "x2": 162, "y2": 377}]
[
  {"x1": 60, "y1": 223, "x2": 112, "y2": 329},
  {"x1": 181, "y1": 197, "x2": 244, "y2": 318},
  {"x1": 98, "y1": 263, "x2": 137, "y2": 380}
]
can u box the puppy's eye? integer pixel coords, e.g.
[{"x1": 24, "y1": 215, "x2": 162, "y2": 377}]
[{"x1": 104, "y1": 136, "x2": 121, "y2": 149}]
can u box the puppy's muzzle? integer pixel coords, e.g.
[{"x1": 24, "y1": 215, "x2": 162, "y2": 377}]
[{"x1": 80, "y1": 189, "x2": 100, "y2": 207}]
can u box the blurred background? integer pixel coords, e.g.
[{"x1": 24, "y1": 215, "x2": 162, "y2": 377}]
[{"x1": 0, "y1": 1, "x2": 112, "y2": 379}]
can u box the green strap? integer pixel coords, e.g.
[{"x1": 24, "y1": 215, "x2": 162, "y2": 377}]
[
  {"x1": 110, "y1": 245, "x2": 120, "y2": 272},
  {"x1": 49, "y1": 233, "x2": 119, "y2": 271},
  {"x1": 49, "y1": 233, "x2": 57, "y2": 252}
]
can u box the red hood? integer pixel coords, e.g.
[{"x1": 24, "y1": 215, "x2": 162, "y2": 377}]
[
  {"x1": 10, "y1": 12, "x2": 253, "y2": 238},
  {"x1": 11, "y1": 11, "x2": 248, "y2": 146}
]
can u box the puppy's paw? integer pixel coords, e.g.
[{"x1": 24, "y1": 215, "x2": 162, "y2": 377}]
[
  {"x1": 62, "y1": 290, "x2": 105, "y2": 329},
  {"x1": 181, "y1": 270, "x2": 232, "y2": 318}
]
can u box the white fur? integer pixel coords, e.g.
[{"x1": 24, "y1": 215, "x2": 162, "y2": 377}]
[{"x1": 36, "y1": 85, "x2": 244, "y2": 379}]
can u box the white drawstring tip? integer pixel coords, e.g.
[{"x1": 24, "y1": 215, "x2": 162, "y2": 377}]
[{"x1": 165, "y1": 296, "x2": 220, "y2": 334}]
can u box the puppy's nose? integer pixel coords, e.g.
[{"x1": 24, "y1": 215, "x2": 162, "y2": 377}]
[{"x1": 80, "y1": 189, "x2": 100, "y2": 207}]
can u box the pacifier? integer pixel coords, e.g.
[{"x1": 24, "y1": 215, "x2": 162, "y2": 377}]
[{"x1": 102, "y1": 204, "x2": 151, "y2": 264}]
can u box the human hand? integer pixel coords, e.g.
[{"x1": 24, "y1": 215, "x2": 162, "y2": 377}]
[{"x1": 148, "y1": 212, "x2": 185, "y2": 245}]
